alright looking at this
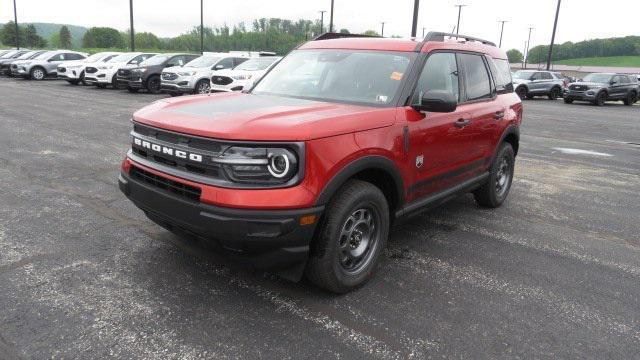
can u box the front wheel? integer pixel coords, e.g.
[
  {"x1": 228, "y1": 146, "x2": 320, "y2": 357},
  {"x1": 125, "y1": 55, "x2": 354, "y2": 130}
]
[
  {"x1": 593, "y1": 91, "x2": 607, "y2": 106},
  {"x1": 473, "y1": 143, "x2": 515, "y2": 208},
  {"x1": 548, "y1": 87, "x2": 561, "y2": 100},
  {"x1": 306, "y1": 180, "x2": 389, "y2": 293},
  {"x1": 146, "y1": 75, "x2": 161, "y2": 94},
  {"x1": 516, "y1": 86, "x2": 527, "y2": 100},
  {"x1": 30, "y1": 67, "x2": 46, "y2": 80},
  {"x1": 67, "y1": 79, "x2": 80, "y2": 85},
  {"x1": 195, "y1": 79, "x2": 211, "y2": 94}
]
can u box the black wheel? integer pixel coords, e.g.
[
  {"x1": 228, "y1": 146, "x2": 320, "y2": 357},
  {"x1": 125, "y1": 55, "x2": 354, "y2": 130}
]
[
  {"x1": 111, "y1": 74, "x2": 118, "y2": 89},
  {"x1": 169, "y1": 92, "x2": 181, "y2": 97},
  {"x1": 593, "y1": 91, "x2": 607, "y2": 106},
  {"x1": 146, "y1": 75, "x2": 161, "y2": 94},
  {"x1": 96, "y1": 84, "x2": 107, "y2": 89},
  {"x1": 79, "y1": 71, "x2": 86, "y2": 85},
  {"x1": 67, "y1": 79, "x2": 79, "y2": 85},
  {"x1": 306, "y1": 180, "x2": 389, "y2": 293},
  {"x1": 526, "y1": 94, "x2": 534, "y2": 99},
  {"x1": 623, "y1": 92, "x2": 637, "y2": 106},
  {"x1": 474, "y1": 143, "x2": 515, "y2": 208},
  {"x1": 195, "y1": 79, "x2": 211, "y2": 94},
  {"x1": 127, "y1": 87, "x2": 139, "y2": 93},
  {"x1": 516, "y1": 86, "x2": 527, "y2": 100},
  {"x1": 548, "y1": 87, "x2": 561, "y2": 100},
  {"x1": 564, "y1": 97, "x2": 574, "y2": 104},
  {"x1": 30, "y1": 67, "x2": 46, "y2": 80}
]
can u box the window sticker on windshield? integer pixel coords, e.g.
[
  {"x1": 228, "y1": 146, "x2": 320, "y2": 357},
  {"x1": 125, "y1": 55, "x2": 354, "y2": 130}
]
[
  {"x1": 390, "y1": 72, "x2": 403, "y2": 81},
  {"x1": 376, "y1": 95, "x2": 389, "y2": 102}
]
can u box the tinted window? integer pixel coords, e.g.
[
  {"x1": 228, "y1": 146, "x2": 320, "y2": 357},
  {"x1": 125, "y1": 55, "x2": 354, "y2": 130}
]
[
  {"x1": 459, "y1": 53, "x2": 492, "y2": 101},
  {"x1": 167, "y1": 55, "x2": 186, "y2": 67},
  {"x1": 215, "y1": 58, "x2": 234, "y2": 69},
  {"x1": 541, "y1": 72, "x2": 553, "y2": 80},
  {"x1": 233, "y1": 57, "x2": 249, "y2": 67},
  {"x1": 415, "y1": 52, "x2": 460, "y2": 103},
  {"x1": 620, "y1": 75, "x2": 630, "y2": 83},
  {"x1": 50, "y1": 53, "x2": 65, "y2": 61},
  {"x1": 487, "y1": 57, "x2": 513, "y2": 94}
]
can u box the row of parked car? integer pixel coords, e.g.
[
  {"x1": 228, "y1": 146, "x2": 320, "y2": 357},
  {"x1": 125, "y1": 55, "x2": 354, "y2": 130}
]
[
  {"x1": 511, "y1": 69, "x2": 640, "y2": 106},
  {"x1": 0, "y1": 48, "x2": 282, "y2": 95}
]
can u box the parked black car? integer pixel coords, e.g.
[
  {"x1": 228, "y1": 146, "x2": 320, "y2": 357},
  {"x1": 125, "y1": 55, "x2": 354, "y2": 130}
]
[
  {"x1": 564, "y1": 73, "x2": 638, "y2": 106},
  {"x1": 116, "y1": 53, "x2": 199, "y2": 94}
]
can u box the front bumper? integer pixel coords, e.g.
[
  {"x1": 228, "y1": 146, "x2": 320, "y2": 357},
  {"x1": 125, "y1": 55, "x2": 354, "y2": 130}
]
[
  {"x1": 118, "y1": 166, "x2": 323, "y2": 269},
  {"x1": 118, "y1": 75, "x2": 143, "y2": 89},
  {"x1": 564, "y1": 89, "x2": 598, "y2": 101},
  {"x1": 161, "y1": 82, "x2": 194, "y2": 94},
  {"x1": 211, "y1": 79, "x2": 247, "y2": 92},
  {"x1": 58, "y1": 67, "x2": 83, "y2": 80}
]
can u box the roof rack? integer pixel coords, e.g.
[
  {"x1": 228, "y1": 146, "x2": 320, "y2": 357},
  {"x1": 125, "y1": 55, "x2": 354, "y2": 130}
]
[
  {"x1": 313, "y1": 32, "x2": 382, "y2": 41},
  {"x1": 415, "y1": 31, "x2": 496, "y2": 51}
]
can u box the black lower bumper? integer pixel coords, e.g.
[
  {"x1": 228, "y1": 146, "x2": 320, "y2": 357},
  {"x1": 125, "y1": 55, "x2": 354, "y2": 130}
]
[{"x1": 118, "y1": 170, "x2": 323, "y2": 269}]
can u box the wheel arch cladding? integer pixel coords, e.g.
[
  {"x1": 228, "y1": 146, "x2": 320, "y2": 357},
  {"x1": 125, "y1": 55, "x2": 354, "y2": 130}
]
[
  {"x1": 315, "y1": 156, "x2": 404, "y2": 215},
  {"x1": 499, "y1": 126, "x2": 520, "y2": 157}
]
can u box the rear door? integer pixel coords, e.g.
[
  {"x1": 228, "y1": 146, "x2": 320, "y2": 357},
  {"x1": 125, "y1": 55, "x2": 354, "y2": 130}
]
[{"x1": 610, "y1": 75, "x2": 625, "y2": 99}]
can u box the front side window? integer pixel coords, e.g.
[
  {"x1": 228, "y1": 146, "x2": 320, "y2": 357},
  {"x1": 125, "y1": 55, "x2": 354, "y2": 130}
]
[
  {"x1": 459, "y1": 53, "x2": 492, "y2": 101},
  {"x1": 215, "y1": 58, "x2": 234, "y2": 69},
  {"x1": 253, "y1": 49, "x2": 414, "y2": 105},
  {"x1": 414, "y1": 52, "x2": 459, "y2": 103}
]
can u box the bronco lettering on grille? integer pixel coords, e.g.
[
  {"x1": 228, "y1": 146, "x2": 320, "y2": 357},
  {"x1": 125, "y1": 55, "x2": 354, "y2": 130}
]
[{"x1": 133, "y1": 137, "x2": 203, "y2": 163}]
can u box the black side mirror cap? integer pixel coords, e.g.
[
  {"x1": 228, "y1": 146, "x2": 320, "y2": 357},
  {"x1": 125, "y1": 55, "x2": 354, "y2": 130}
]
[{"x1": 413, "y1": 90, "x2": 458, "y2": 113}]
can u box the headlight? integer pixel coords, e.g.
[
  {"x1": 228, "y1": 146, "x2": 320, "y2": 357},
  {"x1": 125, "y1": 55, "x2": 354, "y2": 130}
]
[
  {"x1": 177, "y1": 71, "x2": 196, "y2": 76},
  {"x1": 98, "y1": 65, "x2": 113, "y2": 70},
  {"x1": 231, "y1": 74, "x2": 252, "y2": 80},
  {"x1": 133, "y1": 68, "x2": 147, "y2": 74},
  {"x1": 216, "y1": 146, "x2": 299, "y2": 185}
]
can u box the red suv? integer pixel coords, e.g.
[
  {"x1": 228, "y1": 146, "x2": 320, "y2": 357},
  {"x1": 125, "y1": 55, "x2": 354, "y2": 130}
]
[{"x1": 119, "y1": 32, "x2": 522, "y2": 293}]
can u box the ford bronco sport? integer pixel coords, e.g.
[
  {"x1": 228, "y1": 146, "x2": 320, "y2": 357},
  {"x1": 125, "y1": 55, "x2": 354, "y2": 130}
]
[{"x1": 119, "y1": 32, "x2": 522, "y2": 293}]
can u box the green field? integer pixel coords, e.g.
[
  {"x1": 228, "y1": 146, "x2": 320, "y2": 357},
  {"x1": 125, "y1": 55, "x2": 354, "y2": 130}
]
[{"x1": 555, "y1": 56, "x2": 640, "y2": 67}]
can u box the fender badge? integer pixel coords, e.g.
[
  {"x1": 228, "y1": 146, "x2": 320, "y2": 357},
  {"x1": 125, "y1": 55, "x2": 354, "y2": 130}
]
[{"x1": 416, "y1": 155, "x2": 424, "y2": 168}]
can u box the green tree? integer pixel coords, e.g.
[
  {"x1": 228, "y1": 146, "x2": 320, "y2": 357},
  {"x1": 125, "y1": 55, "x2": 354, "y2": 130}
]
[
  {"x1": 23, "y1": 24, "x2": 47, "y2": 47},
  {"x1": 59, "y1": 25, "x2": 72, "y2": 48},
  {"x1": 362, "y1": 30, "x2": 379, "y2": 36},
  {"x1": 0, "y1": 22, "x2": 22, "y2": 47},
  {"x1": 83, "y1": 27, "x2": 124, "y2": 48},
  {"x1": 122, "y1": 31, "x2": 161, "y2": 49},
  {"x1": 49, "y1": 32, "x2": 61, "y2": 48},
  {"x1": 507, "y1": 49, "x2": 523, "y2": 63},
  {"x1": 339, "y1": 28, "x2": 350, "y2": 34}
]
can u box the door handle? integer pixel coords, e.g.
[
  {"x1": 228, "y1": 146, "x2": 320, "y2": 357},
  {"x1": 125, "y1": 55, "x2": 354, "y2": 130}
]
[
  {"x1": 454, "y1": 119, "x2": 471, "y2": 128},
  {"x1": 493, "y1": 111, "x2": 505, "y2": 120}
]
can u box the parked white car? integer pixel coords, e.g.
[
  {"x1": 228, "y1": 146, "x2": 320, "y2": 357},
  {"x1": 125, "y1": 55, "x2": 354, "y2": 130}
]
[
  {"x1": 57, "y1": 52, "x2": 122, "y2": 85},
  {"x1": 84, "y1": 52, "x2": 156, "y2": 88},
  {"x1": 160, "y1": 53, "x2": 252, "y2": 95},
  {"x1": 210, "y1": 56, "x2": 282, "y2": 92}
]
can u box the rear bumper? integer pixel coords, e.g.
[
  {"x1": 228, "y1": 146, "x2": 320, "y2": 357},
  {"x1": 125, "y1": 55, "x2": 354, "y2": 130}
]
[{"x1": 118, "y1": 168, "x2": 323, "y2": 269}]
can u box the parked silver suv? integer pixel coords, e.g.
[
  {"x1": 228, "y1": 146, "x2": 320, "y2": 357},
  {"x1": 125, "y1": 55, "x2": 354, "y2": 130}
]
[
  {"x1": 14, "y1": 50, "x2": 87, "y2": 80},
  {"x1": 513, "y1": 70, "x2": 566, "y2": 100}
]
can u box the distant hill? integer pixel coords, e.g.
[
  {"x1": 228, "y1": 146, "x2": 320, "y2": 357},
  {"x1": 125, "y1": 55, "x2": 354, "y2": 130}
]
[
  {"x1": 27, "y1": 23, "x2": 88, "y2": 48},
  {"x1": 555, "y1": 56, "x2": 640, "y2": 68}
]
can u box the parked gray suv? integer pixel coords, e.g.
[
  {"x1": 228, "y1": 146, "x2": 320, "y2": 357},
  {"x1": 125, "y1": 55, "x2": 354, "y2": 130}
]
[
  {"x1": 14, "y1": 50, "x2": 87, "y2": 80},
  {"x1": 564, "y1": 73, "x2": 639, "y2": 106},
  {"x1": 513, "y1": 70, "x2": 566, "y2": 100}
]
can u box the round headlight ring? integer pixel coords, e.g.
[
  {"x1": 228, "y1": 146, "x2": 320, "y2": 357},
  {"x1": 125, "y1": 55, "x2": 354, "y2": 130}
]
[{"x1": 267, "y1": 152, "x2": 290, "y2": 178}]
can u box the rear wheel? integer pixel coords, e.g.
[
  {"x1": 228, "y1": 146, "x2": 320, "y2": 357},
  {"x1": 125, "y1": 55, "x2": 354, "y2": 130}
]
[
  {"x1": 516, "y1": 86, "x2": 527, "y2": 100},
  {"x1": 474, "y1": 143, "x2": 515, "y2": 208},
  {"x1": 146, "y1": 75, "x2": 161, "y2": 94},
  {"x1": 30, "y1": 67, "x2": 46, "y2": 80},
  {"x1": 593, "y1": 91, "x2": 607, "y2": 106},
  {"x1": 195, "y1": 79, "x2": 211, "y2": 94},
  {"x1": 623, "y1": 92, "x2": 637, "y2": 106},
  {"x1": 548, "y1": 87, "x2": 561, "y2": 100},
  {"x1": 306, "y1": 180, "x2": 389, "y2": 293}
]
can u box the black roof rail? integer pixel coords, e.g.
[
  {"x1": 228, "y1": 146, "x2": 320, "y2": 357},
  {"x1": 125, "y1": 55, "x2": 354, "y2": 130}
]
[
  {"x1": 313, "y1": 32, "x2": 382, "y2": 41},
  {"x1": 415, "y1": 31, "x2": 496, "y2": 51}
]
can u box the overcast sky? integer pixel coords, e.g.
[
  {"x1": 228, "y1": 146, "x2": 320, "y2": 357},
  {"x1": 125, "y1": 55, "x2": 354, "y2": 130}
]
[{"x1": 1, "y1": 0, "x2": 638, "y2": 52}]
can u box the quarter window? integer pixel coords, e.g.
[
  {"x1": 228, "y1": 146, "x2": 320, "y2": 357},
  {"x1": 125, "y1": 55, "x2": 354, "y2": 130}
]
[
  {"x1": 459, "y1": 53, "x2": 492, "y2": 101},
  {"x1": 487, "y1": 57, "x2": 513, "y2": 94},
  {"x1": 414, "y1": 52, "x2": 460, "y2": 103}
]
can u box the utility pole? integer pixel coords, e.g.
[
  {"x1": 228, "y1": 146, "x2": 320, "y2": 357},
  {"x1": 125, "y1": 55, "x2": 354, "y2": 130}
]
[
  {"x1": 454, "y1": 4, "x2": 466, "y2": 35},
  {"x1": 411, "y1": 0, "x2": 419, "y2": 37},
  {"x1": 329, "y1": 0, "x2": 334, "y2": 32},
  {"x1": 524, "y1": 27, "x2": 533, "y2": 69},
  {"x1": 546, "y1": 0, "x2": 562, "y2": 70},
  {"x1": 129, "y1": 0, "x2": 135, "y2": 51},
  {"x1": 422, "y1": 27, "x2": 426, "y2": 38},
  {"x1": 498, "y1": 20, "x2": 508, "y2": 48},
  {"x1": 381, "y1": 22, "x2": 386, "y2": 37},
  {"x1": 319, "y1": 10, "x2": 326, "y2": 34},
  {"x1": 200, "y1": 0, "x2": 204, "y2": 54},
  {"x1": 522, "y1": 41, "x2": 527, "y2": 68},
  {"x1": 13, "y1": 0, "x2": 19, "y2": 49}
]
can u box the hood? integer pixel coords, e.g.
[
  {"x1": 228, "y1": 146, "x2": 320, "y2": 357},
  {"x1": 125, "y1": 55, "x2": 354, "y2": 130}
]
[
  {"x1": 570, "y1": 81, "x2": 606, "y2": 87},
  {"x1": 512, "y1": 78, "x2": 531, "y2": 85},
  {"x1": 133, "y1": 92, "x2": 396, "y2": 141}
]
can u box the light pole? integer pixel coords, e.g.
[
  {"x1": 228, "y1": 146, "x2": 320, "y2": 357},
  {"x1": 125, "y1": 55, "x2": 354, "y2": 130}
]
[
  {"x1": 422, "y1": 27, "x2": 426, "y2": 38},
  {"x1": 524, "y1": 27, "x2": 533, "y2": 69},
  {"x1": 329, "y1": 0, "x2": 334, "y2": 32},
  {"x1": 380, "y1": 22, "x2": 386, "y2": 37},
  {"x1": 319, "y1": 10, "x2": 326, "y2": 34},
  {"x1": 129, "y1": 0, "x2": 135, "y2": 51},
  {"x1": 546, "y1": 0, "x2": 562, "y2": 70},
  {"x1": 200, "y1": 0, "x2": 204, "y2": 54},
  {"x1": 411, "y1": 0, "x2": 419, "y2": 37},
  {"x1": 454, "y1": 4, "x2": 467, "y2": 35},
  {"x1": 522, "y1": 41, "x2": 527, "y2": 68},
  {"x1": 498, "y1": 20, "x2": 508, "y2": 48},
  {"x1": 13, "y1": 0, "x2": 19, "y2": 49}
]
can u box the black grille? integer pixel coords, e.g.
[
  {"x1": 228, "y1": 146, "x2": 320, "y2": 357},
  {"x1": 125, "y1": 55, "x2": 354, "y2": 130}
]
[
  {"x1": 211, "y1": 76, "x2": 233, "y2": 85},
  {"x1": 58, "y1": 67, "x2": 66, "y2": 73},
  {"x1": 85, "y1": 67, "x2": 98, "y2": 74},
  {"x1": 570, "y1": 85, "x2": 587, "y2": 91},
  {"x1": 130, "y1": 166, "x2": 201, "y2": 202},
  {"x1": 118, "y1": 69, "x2": 131, "y2": 77},
  {"x1": 162, "y1": 72, "x2": 178, "y2": 80}
]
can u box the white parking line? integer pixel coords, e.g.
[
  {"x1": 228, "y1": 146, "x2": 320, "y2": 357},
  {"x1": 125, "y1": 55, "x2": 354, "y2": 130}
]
[{"x1": 552, "y1": 147, "x2": 613, "y2": 157}]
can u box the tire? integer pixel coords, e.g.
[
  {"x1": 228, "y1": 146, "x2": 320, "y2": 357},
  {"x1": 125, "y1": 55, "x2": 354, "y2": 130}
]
[
  {"x1": 79, "y1": 71, "x2": 86, "y2": 85},
  {"x1": 146, "y1": 75, "x2": 161, "y2": 94},
  {"x1": 526, "y1": 94, "x2": 534, "y2": 99},
  {"x1": 67, "y1": 79, "x2": 79, "y2": 85},
  {"x1": 306, "y1": 180, "x2": 389, "y2": 293},
  {"x1": 564, "y1": 97, "x2": 574, "y2": 104},
  {"x1": 548, "y1": 87, "x2": 561, "y2": 100},
  {"x1": 473, "y1": 143, "x2": 515, "y2": 208},
  {"x1": 96, "y1": 84, "x2": 107, "y2": 89},
  {"x1": 593, "y1": 91, "x2": 607, "y2": 106},
  {"x1": 516, "y1": 86, "x2": 528, "y2": 100},
  {"x1": 623, "y1": 92, "x2": 637, "y2": 106},
  {"x1": 30, "y1": 67, "x2": 46, "y2": 80},
  {"x1": 127, "y1": 87, "x2": 139, "y2": 93},
  {"x1": 111, "y1": 74, "x2": 118, "y2": 89},
  {"x1": 194, "y1": 79, "x2": 211, "y2": 94}
]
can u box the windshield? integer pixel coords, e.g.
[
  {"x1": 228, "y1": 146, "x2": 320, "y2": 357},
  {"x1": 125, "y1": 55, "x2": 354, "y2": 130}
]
[
  {"x1": 513, "y1": 71, "x2": 535, "y2": 80},
  {"x1": 84, "y1": 53, "x2": 112, "y2": 62},
  {"x1": 140, "y1": 55, "x2": 168, "y2": 66},
  {"x1": 253, "y1": 50, "x2": 414, "y2": 105},
  {"x1": 235, "y1": 57, "x2": 278, "y2": 71},
  {"x1": 34, "y1": 52, "x2": 52, "y2": 60},
  {"x1": 582, "y1": 73, "x2": 613, "y2": 83},
  {"x1": 107, "y1": 53, "x2": 136, "y2": 63},
  {"x1": 0, "y1": 50, "x2": 18, "y2": 58},
  {"x1": 185, "y1": 56, "x2": 220, "y2": 68},
  {"x1": 16, "y1": 51, "x2": 38, "y2": 60}
]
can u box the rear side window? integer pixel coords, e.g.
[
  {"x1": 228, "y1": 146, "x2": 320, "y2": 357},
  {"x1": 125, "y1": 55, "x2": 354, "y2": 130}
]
[
  {"x1": 487, "y1": 58, "x2": 513, "y2": 94},
  {"x1": 415, "y1": 52, "x2": 460, "y2": 103},
  {"x1": 542, "y1": 72, "x2": 553, "y2": 80},
  {"x1": 620, "y1": 75, "x2": 630, "y2": 83},
  {"x1": 459, "y1": 53, "x2": 492, "y2": 101}
]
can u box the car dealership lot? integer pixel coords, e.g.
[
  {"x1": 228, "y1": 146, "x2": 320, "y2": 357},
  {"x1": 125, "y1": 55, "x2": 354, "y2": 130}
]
[{"x1": 0, "y1": 79, "x2": 639, "y2": 359}]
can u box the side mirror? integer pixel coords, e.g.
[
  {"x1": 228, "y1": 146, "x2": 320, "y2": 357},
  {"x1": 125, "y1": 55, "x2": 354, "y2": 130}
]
[
  {"x1": 413, "y1": 90, "x2": 457, "y2": 113},
  {"x1": 610, "y1": 80, "x2": 617, "y2": 85},
  {"x1": 214, "y1": 64, "x2": 224, "y2": 70}
]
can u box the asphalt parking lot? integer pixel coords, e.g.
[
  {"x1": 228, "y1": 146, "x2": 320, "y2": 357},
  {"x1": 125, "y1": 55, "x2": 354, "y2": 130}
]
[{"x1": 1, "y1": 78, "x2": 639, "y2": 359}]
